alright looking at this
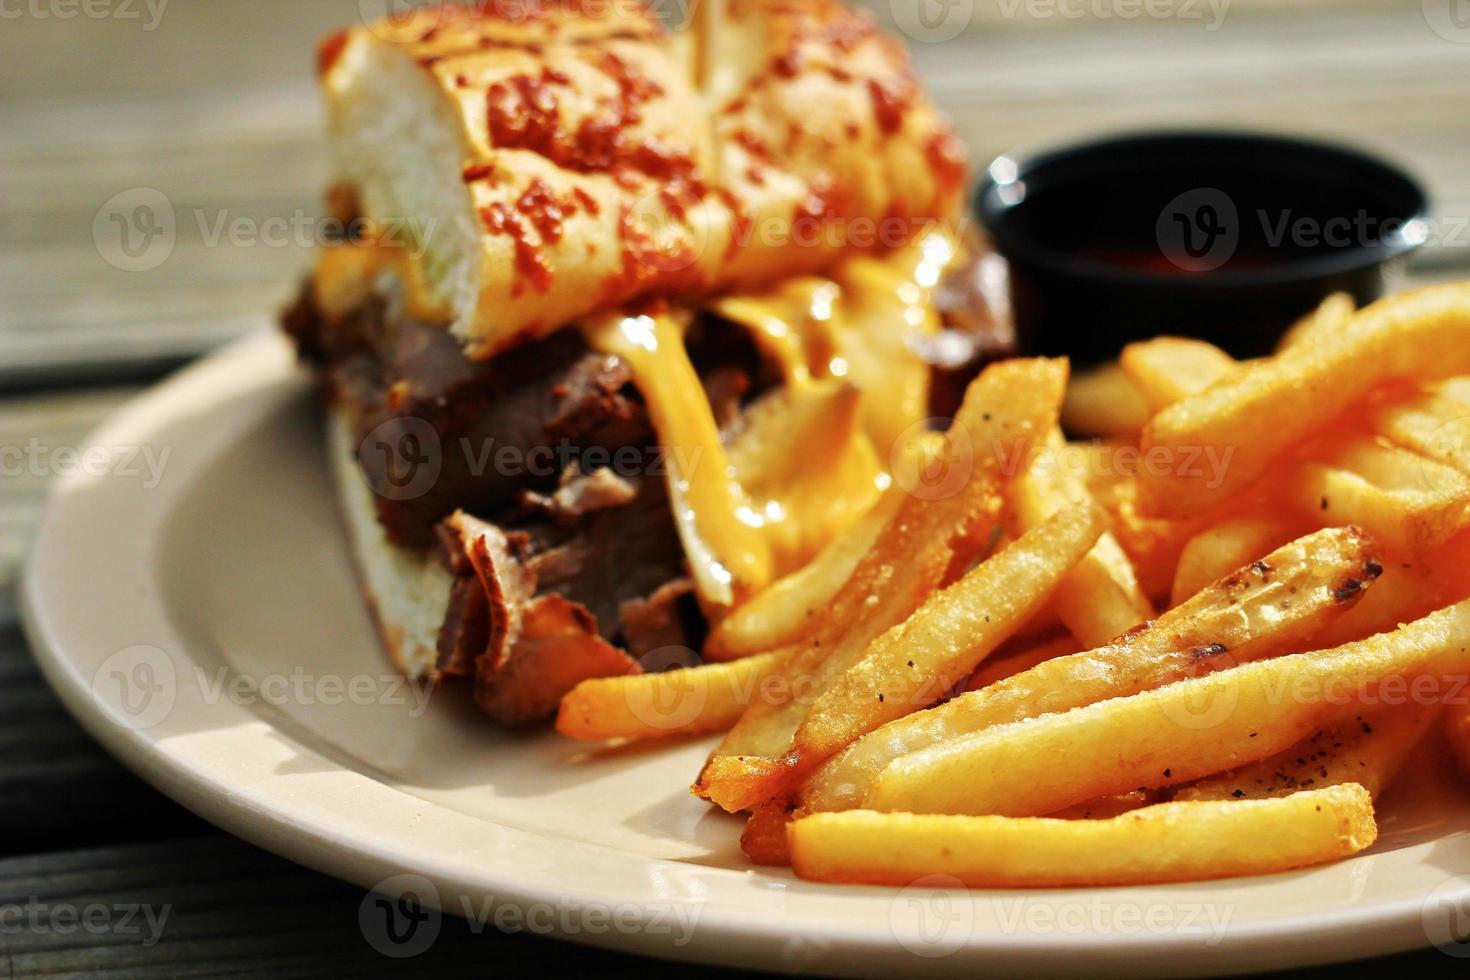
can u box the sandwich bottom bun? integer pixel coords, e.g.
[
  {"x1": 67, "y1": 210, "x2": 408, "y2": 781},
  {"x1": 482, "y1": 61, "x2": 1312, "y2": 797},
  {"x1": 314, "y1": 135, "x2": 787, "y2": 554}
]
[{"x1": 327, "y1": 409, "x2": 450, "y2": 679}]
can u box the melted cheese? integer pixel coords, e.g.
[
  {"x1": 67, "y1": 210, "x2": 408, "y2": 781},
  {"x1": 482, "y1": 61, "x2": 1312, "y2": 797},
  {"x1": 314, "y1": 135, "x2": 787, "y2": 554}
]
[
  {"x1": 585, "y1": 229, "x2": 959, "y2": 608},
  {"x1": 712, "y1": 228, "x2": 956, "y2": 455},
  {"x1": 582, "y1": 311, "x2": 769, "y2": 606},
  {"x1": 313, "y1": 240, "x2": 452, "y2": 324}
]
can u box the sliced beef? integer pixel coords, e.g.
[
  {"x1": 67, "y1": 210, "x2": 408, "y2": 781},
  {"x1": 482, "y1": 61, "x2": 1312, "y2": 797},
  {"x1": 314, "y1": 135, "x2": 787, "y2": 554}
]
[
  {"x1": 286, "y1": 286, "x2": 651, "y2": 549},
  {"x1": 439, "y1": 512, "x2": 640, "y2": 726}
]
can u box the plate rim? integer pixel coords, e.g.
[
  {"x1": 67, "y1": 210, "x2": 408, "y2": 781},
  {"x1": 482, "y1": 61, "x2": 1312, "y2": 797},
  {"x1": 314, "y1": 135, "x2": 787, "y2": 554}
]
[{"x1": 19, "y1": 330, "x2": 1469, "y2": 977}]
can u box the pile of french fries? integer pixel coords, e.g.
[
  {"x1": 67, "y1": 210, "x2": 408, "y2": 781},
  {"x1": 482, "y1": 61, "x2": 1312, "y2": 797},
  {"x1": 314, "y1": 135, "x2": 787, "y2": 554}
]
[{"x1": 557, "y1": 283, "x2": 1470, "y2": 889}]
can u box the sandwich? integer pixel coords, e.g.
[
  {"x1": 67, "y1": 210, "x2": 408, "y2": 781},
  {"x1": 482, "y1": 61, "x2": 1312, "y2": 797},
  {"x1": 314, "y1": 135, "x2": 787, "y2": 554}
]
[{"x1": 283, "y1": 0, "x2": 1012, "y2": 724}]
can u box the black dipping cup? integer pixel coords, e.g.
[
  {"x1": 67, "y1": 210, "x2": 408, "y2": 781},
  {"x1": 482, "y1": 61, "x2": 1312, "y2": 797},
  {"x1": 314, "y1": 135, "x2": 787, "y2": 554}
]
[{"x1": 975, "y1": 131, "x2": 1430, "y2": 364}]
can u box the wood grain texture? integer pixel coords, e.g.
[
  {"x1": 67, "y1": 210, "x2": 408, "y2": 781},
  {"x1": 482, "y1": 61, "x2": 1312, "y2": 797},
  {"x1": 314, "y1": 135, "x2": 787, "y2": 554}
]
[
  {"x1": 0, "y1": 836, "x2": 764, "y2": 979},
  {"x1": 2, "y1": 2, "x2": 1468, "y2": 381}
]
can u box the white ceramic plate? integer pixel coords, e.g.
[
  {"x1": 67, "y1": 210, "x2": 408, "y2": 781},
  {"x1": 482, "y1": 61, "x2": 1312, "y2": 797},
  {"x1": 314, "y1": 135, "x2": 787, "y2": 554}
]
[{"x1": 22, "y1": 332, "x2": 1470, "y2": 976}]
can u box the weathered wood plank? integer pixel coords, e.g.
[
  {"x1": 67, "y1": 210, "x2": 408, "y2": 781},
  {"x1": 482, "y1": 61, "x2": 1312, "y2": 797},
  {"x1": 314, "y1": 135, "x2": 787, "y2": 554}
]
[{"x1": 2, "y1": 3, "x2": 1467, "y2": 380}]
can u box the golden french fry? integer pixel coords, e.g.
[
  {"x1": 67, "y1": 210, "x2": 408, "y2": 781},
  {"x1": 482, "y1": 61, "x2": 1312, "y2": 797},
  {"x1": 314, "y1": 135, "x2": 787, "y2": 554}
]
[
  {"x1": 703, "y1": 488, "x2": 900, "y2": 662},
  {"x1": 1362, "y1": 389, "x2": 1470, "y2": 478},
  {"x1": 1061, "y1": 361, "x2": 1149, "y2": 438},
  {"x1": 1140, "y1": 283, "x2": 1470, "y2": 517},
  {"x1": 742, "y1": 798, "x2": 795, "y2": 866},
  {"x1": 1287, "y1": 432, "x2": 1470, "y2": 557},
  {"x1": 788, "y1": 785, "x2": 1376, "y2": 888},
  {"x1": 866, "y1": 599, "x2": 1470, "y2": 817},
  {"x1": 1119, "y1": 336, "x2": 1240, "y2": 412},
  {"x1": 1102, "y1": 478, "x2": 1213, "y2": 603},
  {"x1": 695, "y1": 358, "x2": 1067, "y2": 812},
  {"x1": 1447, "y1": 700, "x2": 1470, "y2": 781},
  {"x1": 964, "y1": 631, "x2": 1081, "y2": 692},
  {"x1": 1174, "y1": 702, "x2": 1439, "y2": 802},
  {"x1": 1277, "y1": 292, "x2": 1356, "y2": 351},
  {"x1": 1013, "y1": 430, "x2": 1153, "y2": 645},
  {"x1": 1171, "y1": 513, "x2": 1304, "y2": 608},
  {"x1": 799, "y1": 526, "x2": 1383, "y2": 814},
  {"x1": 789, "y1": 504, "x2": 1105, "y2": 763},
  {"x1": 1065, "y1": 439, "x2": 1133, "y2": 508},
  {"x1": 556, "y1": 651, "x2": 785, "y2": 740},
  {"x1": 1313, "y1": 529, "x2": 1470, "y2": 647}
]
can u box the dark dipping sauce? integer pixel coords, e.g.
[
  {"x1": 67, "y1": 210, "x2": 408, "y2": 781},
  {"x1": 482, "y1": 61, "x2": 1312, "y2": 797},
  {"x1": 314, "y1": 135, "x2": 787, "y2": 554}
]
[{"x1": 976, "y1": 131, "x2": 1430, "y2": 363}]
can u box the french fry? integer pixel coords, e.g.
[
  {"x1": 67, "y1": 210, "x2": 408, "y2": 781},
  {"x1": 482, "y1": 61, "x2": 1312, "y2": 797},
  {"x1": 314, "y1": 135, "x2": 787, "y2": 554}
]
[
  {"x1": 1287, "y1": 432, "x2": 1470, "y2": 557},
  {"x1": 1104, "y1": 478, "x2": 1211, "y2": 603},
  {"x1": 789, "y1": 504, "x2": 1105, "y2": 763},
  {"x1": 1061, "y1": 361, "x2": 1149, "y2": 438},
  {"x1": 1171, "y1": 513, "x2": 1304, "y2": 608},
  {"x1": 1276, "y1": 292, "x2": 1356, "y2": 351},
  {"x1": 1362, "y1": 388, "x2": 1470, "y2": 478},
  {"x1": 788, "y1": 785, "x2": 1376, "y2": 888},
  {"x1": 694, "y1": 358, "x2": 1066, "y2": 812},
  {"x1": 1447, "y1": 700, "x2": 1470, "y2": 781},
  {"x1": 1066, "y1": 439, "x2": 1133, "y2": 508},
  {"x1": 556, "y1": 651, "x2": 785, "y2": 740},
  {"x1": 1120, "y1": 336, "x2": 1240, "y2": 412},
  {"x1": 1313, "y1": 529, "x2": 1470, "y2": 647},
  {"x1": 1012, "y1": 430, "x2": 1154, "y2": 645},
  {"x1": 703, "y1": 488, "x2": 901, "y2": 662},
  {"x1": 798, "y1": 526, "x2": 1383, "y2": 814},
  {"x1": 1173, "y1": 703, "x2": 1439, "y2": 802},
  {"x1": 964, "y1": 631, "x2": 1081, "y2": 692},
  {"x1": 742, "y1": 797, "x2": 797, "y2": 866},
  {"x1": 1140, "y1": 283, "x2": 1470, "y2": 517},
  {"x1": 866, "y1": 599, "x2": 1470, "y2": 817}
]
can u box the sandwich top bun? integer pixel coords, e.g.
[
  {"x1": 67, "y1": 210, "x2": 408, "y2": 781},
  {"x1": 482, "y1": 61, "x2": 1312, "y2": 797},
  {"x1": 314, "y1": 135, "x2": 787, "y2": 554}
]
[{"x1": 318, "y1": 0, "x2": 965, "y2": 358}]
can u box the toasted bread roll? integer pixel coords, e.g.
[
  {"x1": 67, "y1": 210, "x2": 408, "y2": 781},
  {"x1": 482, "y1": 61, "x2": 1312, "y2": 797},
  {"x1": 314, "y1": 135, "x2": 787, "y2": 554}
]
[{"x1": 319, "y1": 0, "x2": 964, "y2": 356}]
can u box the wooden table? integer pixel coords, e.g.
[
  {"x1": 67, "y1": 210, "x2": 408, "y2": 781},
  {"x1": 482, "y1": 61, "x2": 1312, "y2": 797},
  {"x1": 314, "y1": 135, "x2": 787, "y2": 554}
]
[{"x1": 3, "y1": 1, "x2": 1469, "y2": 974}]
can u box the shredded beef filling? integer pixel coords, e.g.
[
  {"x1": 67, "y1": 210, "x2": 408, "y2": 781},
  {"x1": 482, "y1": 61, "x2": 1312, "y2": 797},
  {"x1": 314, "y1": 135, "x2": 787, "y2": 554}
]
[{"x1": 283, "y1": 245, "x2": 1012, "y2": 722}]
